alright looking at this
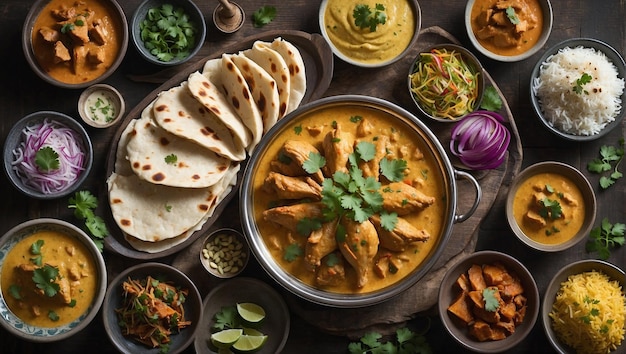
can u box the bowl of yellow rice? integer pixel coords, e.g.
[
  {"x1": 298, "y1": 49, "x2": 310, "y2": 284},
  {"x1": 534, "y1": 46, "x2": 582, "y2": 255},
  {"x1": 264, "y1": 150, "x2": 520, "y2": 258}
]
[{"x1": 542, "y1": 259, "x2": 625, "y2": 354}]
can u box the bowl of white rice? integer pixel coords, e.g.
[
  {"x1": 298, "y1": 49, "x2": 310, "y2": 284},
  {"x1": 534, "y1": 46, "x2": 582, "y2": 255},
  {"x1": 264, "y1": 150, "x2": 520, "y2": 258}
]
[
  {"x1": 542, "y1": 260, "x2": 625, "y2": 354},
  {"x1": 530, "y1": 38, "x2": 626, "y2": 141}
]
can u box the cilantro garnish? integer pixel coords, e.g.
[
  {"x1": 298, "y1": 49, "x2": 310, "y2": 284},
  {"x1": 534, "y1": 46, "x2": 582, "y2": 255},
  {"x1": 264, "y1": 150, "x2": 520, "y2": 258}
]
[
  {"x1": 482, "y1": 288, "x2": 500, "y2": 312},
  {"x1": 252, "y1": 5, "x2": 277, "y2": 28},
  {"x1": 348, "y1": 326, "x2": 433, "y2": 354},
  {"x1": 587, "y1": 139, "x2": 624, "y2": 189},
  {"x1": 35, "y1": 146, "x2": 60, "y2": 172},
  {"x1": 60, "y1": 23, "x2": 75, "y2": 34},
  {"x1": 573, "y1": 73, "x2": 593, "y2": 95},
  {"x1": 48, "y1": 310, "x2": 60, "y2": 322},
  {"x1": 480, "y1": 86, "x2": 503, "y2": 111},
  {"x1": 380, "y1": 211, "x2": 399, "y2": 232},
  {"x1": 165, "y1": 154, "x2": 178, "y2": 165},
  {"x1": 355, "y1": 141, "x2": 376, "y2": 162},
  {"x1": 294, "y1": 125, "x2": 303, "y2": 135},
  {"x1": 8, "y1": 285, "x2": 21, "y2": 300},
  {"x1": 586, "y1": 217, "x2": 625, "y2": 260},
  {"x1": 139, "y1": 4, "x2": 197, "y2": 62},
  {"x1": 297, "y1": 217, "x2": 322, "y2": 236},
  {"x1": 505, "y1": 6, "x2": 520, "y2": 25},
  {"x1": 380, "y1": 158, "x2": 408, "y2": 182},
  {"x1": 538, "y1": 198, "x2": 562, "y2": 220},
  {"x1": 68, "y1": 190, "x2": 109, "y2": 251},
  {"x1": 353, "y1": 4, "x2": 387, "y2": 32},
  {"x1": 212, "y1": 305, "x2": 237, "y2": 331},
  {"x1": 33, "y1": 264, "x2": 61, "y2": 297},
  {"x1": 30, "y1": 239, "x2": 44, "y2": 266},
  {"x1": 302, "y1": 152, "x2": 326, "y2": 174},
  {"x1": 284, "y1": 243, "x2": 304, "y2": 262}
]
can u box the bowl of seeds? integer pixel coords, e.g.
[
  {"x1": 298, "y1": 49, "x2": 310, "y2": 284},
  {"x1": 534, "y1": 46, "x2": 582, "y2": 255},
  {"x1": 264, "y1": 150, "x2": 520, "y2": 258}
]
[{"x1": 200, "y1": 228, "x2": 249, "y2": 278}]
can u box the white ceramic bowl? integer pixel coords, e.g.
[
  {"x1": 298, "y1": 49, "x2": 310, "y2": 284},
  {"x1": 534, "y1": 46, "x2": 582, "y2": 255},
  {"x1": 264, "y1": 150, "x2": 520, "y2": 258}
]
[
  {"x1": 465, "y1": 0, "x2": 553, "y2": 62},
  {"x1": 0, "y1": 218, "x2": 106, "y2": 342},
  {"x1": 78, "y1": 84, "x2": 125, "y2": 128}
]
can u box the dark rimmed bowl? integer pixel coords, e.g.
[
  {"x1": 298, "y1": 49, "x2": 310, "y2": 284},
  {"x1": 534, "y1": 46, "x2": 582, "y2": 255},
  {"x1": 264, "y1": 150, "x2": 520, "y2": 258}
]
[
  {"x1": 22, "y1": 0, "x2": 128, "y2": 89},
  {"x1": 530, "y1": 38, "x2": 626, "y2": 141},
  {"x1": 131, "y1": 0, "x2": 207, "y2": 66},
  {"x1": 102, "y1": 262, "x2": 203, "y2": 354},
  {"x1": 3, "y1": 111, "x2": 93, "y2": 200},
  {"x1": 438, "y1": 250, "x2": 540, "y2": 353}
]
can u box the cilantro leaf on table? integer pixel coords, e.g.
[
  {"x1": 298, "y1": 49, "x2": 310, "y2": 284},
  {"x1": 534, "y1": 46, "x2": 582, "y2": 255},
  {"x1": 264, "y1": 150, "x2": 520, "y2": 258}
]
[
  {"x1": 348, "y1": 326, "x2": 433, "y2": 354},
  {"x1": 68, "y1": 191, "x2": 109, "y2": 251},
  {"x1": 587, "y1": 140, "x2": 624, "y2": 189},
  {"x1": 480, "y1": 86, "x2": 503, "y2": 111},
  {"x1": 586, "y1": 217, "x2": 625, "y2": 260},
  {"x1": 252, "y1": 6, "x2": 276, "y2": 28},
  {"x1": 35, "y1": 146, "x2": 60, "y2": 172}
]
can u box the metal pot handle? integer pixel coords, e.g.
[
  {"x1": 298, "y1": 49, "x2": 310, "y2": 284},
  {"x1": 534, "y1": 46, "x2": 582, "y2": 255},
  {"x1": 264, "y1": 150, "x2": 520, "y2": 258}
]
[{"x1": 453, "y1": 170, "x2": 482, "y2": 223}]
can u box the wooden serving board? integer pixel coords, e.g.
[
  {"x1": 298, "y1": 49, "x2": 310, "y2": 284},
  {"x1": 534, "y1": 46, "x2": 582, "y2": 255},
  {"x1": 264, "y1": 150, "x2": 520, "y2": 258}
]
[{"x1": 173, "y1": 27, "x2": 523, "y2": 337}]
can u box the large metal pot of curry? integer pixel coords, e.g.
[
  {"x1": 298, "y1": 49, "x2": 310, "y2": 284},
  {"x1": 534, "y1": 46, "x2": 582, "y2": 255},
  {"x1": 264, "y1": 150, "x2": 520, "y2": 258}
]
[{"x1": 240, "y1": 95, "x2": 481, "y2": 307}]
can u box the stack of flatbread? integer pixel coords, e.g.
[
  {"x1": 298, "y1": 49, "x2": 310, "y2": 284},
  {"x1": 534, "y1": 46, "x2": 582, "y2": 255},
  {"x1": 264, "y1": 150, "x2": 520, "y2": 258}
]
[{"x1": 106, "y1": 37, "x2": 307, "y2": 253}]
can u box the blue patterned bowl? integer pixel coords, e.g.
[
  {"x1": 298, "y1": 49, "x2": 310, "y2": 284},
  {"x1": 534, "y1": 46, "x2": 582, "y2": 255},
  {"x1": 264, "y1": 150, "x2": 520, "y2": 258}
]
[{"x1": 0, "y1": 219, "x2": 106, "y2": 342}]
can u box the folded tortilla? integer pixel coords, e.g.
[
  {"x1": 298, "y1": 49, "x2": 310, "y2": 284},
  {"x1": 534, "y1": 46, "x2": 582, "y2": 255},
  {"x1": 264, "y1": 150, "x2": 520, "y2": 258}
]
[{"x1": 264, "y1": 37, "x2": 306, "y2": 114}]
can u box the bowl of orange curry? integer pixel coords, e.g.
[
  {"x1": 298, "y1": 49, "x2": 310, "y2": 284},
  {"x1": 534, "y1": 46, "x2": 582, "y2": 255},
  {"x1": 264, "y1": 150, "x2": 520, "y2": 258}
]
[
  {"x1": 506, "y1": 161, "x2": 596, "y2": 252},
  {"x1": 438, "y1": 250, "x2": 539, "y2": 353},
  {"x1": 0, "y1": 218, "x2": 106, "y2": 342},
  {"x1": 240, "y1": 95, "x2": 482, "y2": 307},
  {"x1": 465, "y1": 0, "x2": 553, "y2": 62},
  {"x1": 22, "y1": 0, "x2": 129, "y2": 89}
]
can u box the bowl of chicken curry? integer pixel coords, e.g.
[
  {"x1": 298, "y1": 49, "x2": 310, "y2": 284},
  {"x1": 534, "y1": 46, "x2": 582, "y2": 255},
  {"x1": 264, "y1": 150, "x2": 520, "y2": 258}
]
[
  {"x1": 0, "y1": 218, "x2": 106, "y2": 342},
  {"x1": 240, "y1": 95, "x2": 481, "y2": 307},
  {"x1": 465, "y1": 0, "x2": 553, "y2": 62},
  {"x1": 22, "y1": 0, "x2": 128, "y2": 89}
]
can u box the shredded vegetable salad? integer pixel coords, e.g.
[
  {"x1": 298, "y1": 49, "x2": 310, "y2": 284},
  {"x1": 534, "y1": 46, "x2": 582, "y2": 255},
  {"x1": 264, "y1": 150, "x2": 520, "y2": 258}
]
[
  {"x1": 409, "y1": 48, "x2": 481, "y2": 120},
  {"x1": 11, "y1": 118, "x2": 85, "y2": 194}
]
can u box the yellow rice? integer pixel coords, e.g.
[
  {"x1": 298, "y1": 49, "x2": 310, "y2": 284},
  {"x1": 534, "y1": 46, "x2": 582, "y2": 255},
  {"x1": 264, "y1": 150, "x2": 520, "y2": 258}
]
[{"x1": 549, "y1": 270, "x2": 625, "y2": 354}]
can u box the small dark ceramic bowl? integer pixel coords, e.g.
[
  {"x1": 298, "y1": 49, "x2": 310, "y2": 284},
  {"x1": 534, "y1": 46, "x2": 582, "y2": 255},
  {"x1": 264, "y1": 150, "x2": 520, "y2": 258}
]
[
  {"x1": 506, "y1": 161, "x2": 596, "y2": 252},
  {"x1": 3, "y1": 111, "x2": 93, "y2": 200},
  {"x1": 200, "y1": 228, "x2": 249, "y2": 279},
  {"x1": 22, "y1": 0, "x2": 128, "y2": 89},
  {"x1": 0, "y1": 218, "x2": 107, "y2": 342},
  {"x1": 408, "y1": 43, "x2": 485, "y2": 123},
  {"x1": 102, "y1": 262, "x2": 203, "y2": 354},
  {"x1": 131, "y1": 0, "x2": 207, "y2": 66},
  {"x1": 542, "y1": 260, "x2": 625, "y2": 354},
  {"x1": 530, "y1": 38, "x2": 626, "y2": 141},
  {"x1": 438, "y1": 250, "x2": 539, "y2": 353}
]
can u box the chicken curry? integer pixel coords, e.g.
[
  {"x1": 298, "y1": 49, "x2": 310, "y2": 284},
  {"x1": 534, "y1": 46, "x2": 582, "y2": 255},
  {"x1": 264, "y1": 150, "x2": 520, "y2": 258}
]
[
  {"x1": 1, "y1": 230, "x2": 98, "y2": 327},
  {"x1": 470, "y1": 0, "x2": 544, "y2": 56},
  {"x1": 512, "y1": 172, "x2": 585, "y2": 245},
  {"x1": 31, "y1": 0, "x2": 124, "y2": 85},
  {"x1": 252, "y1": 105, "x2": 446, "y2": 293}
]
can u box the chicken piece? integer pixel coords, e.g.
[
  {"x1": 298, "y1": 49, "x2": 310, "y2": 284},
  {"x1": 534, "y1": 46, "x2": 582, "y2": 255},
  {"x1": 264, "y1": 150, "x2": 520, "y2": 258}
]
[
  {"x1": 499, "y1": 274, "x2": 524, "y2": 298},
  {"x1": 315, "y1": 252, "x2": 345, "y2": 286},
  {"x1": 322, "y1": 123, "x2": 355, "y2": 176},
  {"x1": 262, "y1": 202, "x2": 324, "y2": 233},
  {"x1": 338, "y1": 218, "x2": 379, "y2": 288},
  {"x1": 447, "y1": 291, "x2": 474, "y2": 325},
  {"x1": 72, "y1": 45, "x2": 88, "y2": 74},
  {"x1": 482, "y1": 263, "x2": 507, "y2": 285},
  {"x1": 494, "y1": 320, "x2": 516, "y2": 335},
  {"x1": 39, "y1": 26, "x2": 59, "y2": 42},
  {"x1": 263, "y1": 171, "x2": 322, "y2": 200},
  {"x1": 455, "y1": 273, "x2": 471, "y2": 293},
  {"x1": 67, "y1": 16, "x2": 90, "y2": 44},
  {"x1": 469, "y1": 320, "x2": 495, "y2": 342},
  {"x1": 499, "y1": 301, "x2": 517, "y2": 321},
  {"x1": 53, "y1": 41, "x2": 71, "y2": 64},
  {"x1": 380, "y1": 182, "x2": 435, "y2": 216},
  {"x1": 89, "y1": 18, "x2": 109, "y2": 45},
  {"x1": 52, "y1": 6, "x2": 77, "y2": 21},
  {"x1": 270, "y1": 140, "x2": 324, "y2": 183},
  {"x1": 524, "y1": 209, "x2": 546, "y2": 228},
  {"x1": 370, "y1": 214, "x2": 429, "y2": 252},
  {"x1": 304, "y1": 221, "x2": 338, "y2": 271},
  {"x1": 561, "y1": 192, "x2": 579, "y2": 206},
  {"x1": 473, "y1": 305, "x2": 501, "y2": 324},
  {"x1": 57, "y1": 277, "x2": 72, "y2": 305},
  {"x1": 373, "y1": 253, "x2": 392, "y2": 278},
  {"x1": 358, "y1": 135, "x2": 389, "y2": 180},
  {"x1": 514, "y1": 304, "x2": 527, "y2": 325},
  {"x1": 468, "y1": 290, "x2": 485, "y2": 309},
  {"x1": 468, "y1": 264, "x2": 487, "y2": 291},
  {"x1": 306, "y1": 124, "x2": 324, "y2": 136},
  {"x1": 491, "y1": 11, "x2": 511, "y2": 26},
  {"x1": 356, "y1": 117, "x2": 374, "y2": 137},
  {"x1": 87, "y1": 45, "x2": 106, "y2": 65}
]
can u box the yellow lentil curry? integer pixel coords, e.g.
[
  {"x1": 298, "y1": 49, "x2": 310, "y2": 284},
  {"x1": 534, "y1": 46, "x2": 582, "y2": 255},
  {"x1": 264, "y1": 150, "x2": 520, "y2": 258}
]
[
  {"x1": 1, "y1": 230, "x2": 98, "y2": 327},
  {"x1": 253, "y1": 105, "x2": 446, "y2": 293},
  {"x1": 31, "y1": 0, "x2": 124, "y2": 84},
  {"x1": 470, "y1": 0, "x2": 544, "y2": 57},
  {"x1": 512, "y1": 172, "x2": 585, "y2": 245},
  {"x1": 323, "y1": 0, "x2": 416, "y2": 64}
]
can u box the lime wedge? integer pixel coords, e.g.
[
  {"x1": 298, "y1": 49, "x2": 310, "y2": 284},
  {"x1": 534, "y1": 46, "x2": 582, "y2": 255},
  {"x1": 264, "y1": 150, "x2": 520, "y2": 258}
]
[
  {"x1": 242, "y1": 328, "x2": 264, "y2": 336},
  {"x1": 211, "y1": 328, "x2": 243, "y2": 349},
  {"x1": 236, "y1": 302, "x2": 266, "y2": 326},
  {"x1": 232, "y1": 334, "x2": 268, "y2": 353}
]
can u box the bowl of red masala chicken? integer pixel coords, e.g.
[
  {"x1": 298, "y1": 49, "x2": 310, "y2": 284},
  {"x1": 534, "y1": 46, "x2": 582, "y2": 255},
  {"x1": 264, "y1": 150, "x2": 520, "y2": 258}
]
[
  {"x1": 438, "y1": 250, "x2": 539, "y2": 352},
  {"x1": 240, "y1": 95, "x2": 482, "y2": 308},
  {"x1": 22, "y1": 0, "x2": 128, "y2": 89},
  {"x1": 465, "y1": 0, "x2": 553, "y2": 62}
]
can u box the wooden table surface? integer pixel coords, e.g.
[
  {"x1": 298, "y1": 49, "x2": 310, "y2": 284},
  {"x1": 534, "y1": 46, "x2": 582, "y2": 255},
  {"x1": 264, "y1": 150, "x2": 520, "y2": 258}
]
[{"x1": 0, "y1": 0, "x2": 624, "y2": 353}]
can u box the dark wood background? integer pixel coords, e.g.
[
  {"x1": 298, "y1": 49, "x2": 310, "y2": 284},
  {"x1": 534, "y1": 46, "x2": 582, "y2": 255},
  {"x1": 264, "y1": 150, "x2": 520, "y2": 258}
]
[{"x1": 0, "y1": 0, "x2": 624, "y2": 353}]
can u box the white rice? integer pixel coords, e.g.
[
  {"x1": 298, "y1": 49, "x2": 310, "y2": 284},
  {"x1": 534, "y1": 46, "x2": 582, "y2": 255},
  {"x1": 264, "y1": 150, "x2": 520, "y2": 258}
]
[{"x1": 532, "y1": 46, "x2": 624, "y2": 136}]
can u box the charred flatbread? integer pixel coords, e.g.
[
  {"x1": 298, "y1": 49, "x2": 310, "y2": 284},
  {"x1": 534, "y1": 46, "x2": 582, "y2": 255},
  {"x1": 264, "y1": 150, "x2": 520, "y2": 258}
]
[{"x1": 264, "y1": 37, "x2": 306, "y2": 114}]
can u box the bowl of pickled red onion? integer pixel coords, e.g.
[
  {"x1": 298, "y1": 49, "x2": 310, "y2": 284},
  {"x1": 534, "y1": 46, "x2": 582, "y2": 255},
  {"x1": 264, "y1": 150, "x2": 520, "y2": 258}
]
[{"x1": 3, "y1": 111, "x2": 93, "y2": 200}]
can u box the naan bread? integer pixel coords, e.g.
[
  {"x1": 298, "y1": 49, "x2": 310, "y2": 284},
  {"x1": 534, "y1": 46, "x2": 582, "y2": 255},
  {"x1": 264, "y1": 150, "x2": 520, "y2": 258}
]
[
  {"x1": 265, "y1": 38, "x2": 306, "y2": 114},
  {"x1": 187, "y1": 71, "x2": 252, "y2": 149},
  {"x1": 243, "y1": 42, "x2": 291, "y2": 119},
  {"x1": 230, "y1": 53, "x2": 281, "y2": 132},
  {"x1": 122, "y1": 163, "x2": 240, "y2": 252},
  {"x1": 126, "y1": 104, "x2": 230, "y2": 188},
  {"x1": 113, "y1": 117, "x2": 137, "y2": 176},
  {"x1": 152, "y1": 82, "x2": 246, "y2": 161}
]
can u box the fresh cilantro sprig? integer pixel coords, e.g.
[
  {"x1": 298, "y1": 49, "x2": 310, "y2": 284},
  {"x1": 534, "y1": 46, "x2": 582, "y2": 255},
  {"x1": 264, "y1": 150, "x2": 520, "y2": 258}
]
[
  {"x1": 139, "y1": 4, "x2": 197, "y2": 62},
  {"x1": 587, "y1": 139, "x2": 624, "y2": 189},
  {"x1": 480, "y1": 86, "x2": 503, "y2": 111},
  {"x1": 68, "y1": 191, "x2": 109, "y2": 251},
  {"x1": 212, "y1": 305, "x2": 238, "y2": 331},
  {"x1": 586, "y1": 217, "x2": 625, "y2": 260},
  {"x1": 252, "y1": 5, "x2": 276, "y2": 28},
  {"x1": 35, "y1": 146, "x2": 60, "y2": 172},
  {"x1": 348, "y1": 326, "x2": 433, "y2": 354},
  {"x1": 33, "y1": 264, "x2": 61, "y2": 297},
  {"x1": 353, "y1": 4, "x2": 387, "y2": 32},
  {"x1": 482, "y1": 288, "x2": 500, "y2": 312},
  {"x1": 284, "y1": 243, "x2": 304, "y2": 262},
  {"x1": 538, "y1": 198, "x2": 562, "y2": 220},
  {"x1": 505, "y1": 6, "x2": 520, "y2": 25},
  {"x1": 573, "y1": 73, "x2": 593, "y2": 95}
]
